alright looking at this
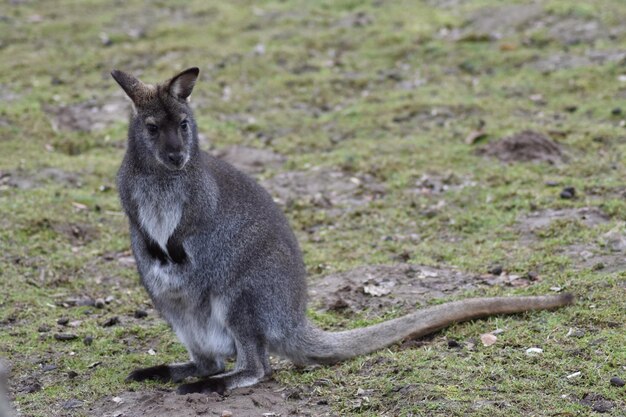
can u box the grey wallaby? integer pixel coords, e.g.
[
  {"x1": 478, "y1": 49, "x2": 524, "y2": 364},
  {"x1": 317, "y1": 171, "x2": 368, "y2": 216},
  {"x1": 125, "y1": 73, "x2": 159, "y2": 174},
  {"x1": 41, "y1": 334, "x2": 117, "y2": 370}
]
[{"x1": 111, "y1": 67, "x2": 574, "y2": 395}]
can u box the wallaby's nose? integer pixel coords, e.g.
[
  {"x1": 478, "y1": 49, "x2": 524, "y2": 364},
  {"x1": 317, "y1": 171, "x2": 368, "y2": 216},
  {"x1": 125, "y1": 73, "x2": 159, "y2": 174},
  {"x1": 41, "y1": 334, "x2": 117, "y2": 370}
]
[{"x1": 168, "y1": 152, "x2": 185, "y2": 167}]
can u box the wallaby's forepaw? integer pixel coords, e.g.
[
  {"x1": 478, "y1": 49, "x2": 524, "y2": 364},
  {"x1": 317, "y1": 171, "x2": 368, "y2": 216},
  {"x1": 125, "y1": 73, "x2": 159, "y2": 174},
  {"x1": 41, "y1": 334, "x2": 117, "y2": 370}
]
[
  {"x1": 126, "y1": 365, "x2": 172, "y2": 382},
  {"x1": 177, "y1": 378, "x2": 226, "y2": 395}
]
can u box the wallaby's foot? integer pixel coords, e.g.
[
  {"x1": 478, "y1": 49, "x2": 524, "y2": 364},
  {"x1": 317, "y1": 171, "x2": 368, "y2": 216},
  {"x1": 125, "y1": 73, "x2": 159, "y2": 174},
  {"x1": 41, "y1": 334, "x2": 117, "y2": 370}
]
[{"x1": 176, "y1": 368, "x2": 269, "y2": 395}]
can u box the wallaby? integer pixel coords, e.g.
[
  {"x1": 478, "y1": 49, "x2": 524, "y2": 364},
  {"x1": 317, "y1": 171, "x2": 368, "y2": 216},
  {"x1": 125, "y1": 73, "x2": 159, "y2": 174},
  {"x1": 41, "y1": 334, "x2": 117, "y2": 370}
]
[
  {"x1": 0, "y1": 360, "x2": 14, "y2": 417},
  {"x1": 111, "y1": 67, "x2": 574, "y2": 395}
]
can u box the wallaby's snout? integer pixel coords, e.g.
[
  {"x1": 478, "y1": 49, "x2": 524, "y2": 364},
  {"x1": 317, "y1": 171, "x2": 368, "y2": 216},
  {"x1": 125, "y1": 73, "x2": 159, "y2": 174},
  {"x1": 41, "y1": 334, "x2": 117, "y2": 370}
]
[{"x1": 168, "y1": 151, "x2": 185, "y2": 168}]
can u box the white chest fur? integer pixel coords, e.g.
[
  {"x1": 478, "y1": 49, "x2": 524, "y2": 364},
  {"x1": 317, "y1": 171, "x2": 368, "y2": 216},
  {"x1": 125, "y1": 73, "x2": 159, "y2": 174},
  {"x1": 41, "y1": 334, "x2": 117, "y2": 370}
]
[{"x1": 132, "y1": 180, "x2": 185, "y2": 250}]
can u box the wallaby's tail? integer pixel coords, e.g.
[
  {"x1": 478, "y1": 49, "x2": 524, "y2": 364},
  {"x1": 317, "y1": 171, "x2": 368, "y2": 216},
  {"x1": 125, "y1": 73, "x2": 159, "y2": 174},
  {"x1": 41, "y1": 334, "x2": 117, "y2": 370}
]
[{"x1": 292, "y1": 294, "x2": 574, "y2": 365}]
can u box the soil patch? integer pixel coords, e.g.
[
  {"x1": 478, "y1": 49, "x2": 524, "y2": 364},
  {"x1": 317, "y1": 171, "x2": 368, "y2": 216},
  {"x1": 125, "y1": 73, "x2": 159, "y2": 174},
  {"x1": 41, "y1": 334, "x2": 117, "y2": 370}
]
[
  {"x1": 308, "y1": 264, "x2": 478, "y2": 317},
  {"x1": 52, "y1": 222, "x2": 98, "y2": 246},
  {"x1": 408, "y1": 172, "x2": 476, "y2": 196},
  {"x1": 261, "y1": 168, "x2": 385, "y2": 214},
  {"x1": 89, "y1": 382, "x2": 330, "y2": 417},
  {"x1": 562, "y1": 243, "x2": 626, "y2": 273},
  {"x1": 0, "y1": 168, "x2": 82, "y2": 190},
  {"x1": 517, "y1": 207, "x2": 609, "y2": 235},
  {"x1": 476, "y1": 130, "x2": 565, "y2": 164},
  {"x1": 454, "y1": 4, "x2": 543, "y2": 41},
  {"x1": 540, "y1": 16, "x2": 612, "y2": 46},
  {"x1": 214, "y1": 145, "x2": 286, "y2": 175},
  {"x1": 530, "y1": 50, "x2": 626, "y2": 73},
  {"x1": 447, "y1": 5, "x2": 619, "y2": 46},
  {"x1": 45, "y1": 94, "x2": 129, "y2": 132}
]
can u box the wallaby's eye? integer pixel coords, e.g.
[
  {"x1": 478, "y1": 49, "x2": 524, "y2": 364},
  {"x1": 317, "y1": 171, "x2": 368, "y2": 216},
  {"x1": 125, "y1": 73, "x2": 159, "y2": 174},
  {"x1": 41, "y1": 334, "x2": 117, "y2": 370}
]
[
  {"x1": 146, "y1": 124, "x2": 159, "y2": 135},
  {"x1": 180, "y1": 120, "x2": 189, "y2": 132}
]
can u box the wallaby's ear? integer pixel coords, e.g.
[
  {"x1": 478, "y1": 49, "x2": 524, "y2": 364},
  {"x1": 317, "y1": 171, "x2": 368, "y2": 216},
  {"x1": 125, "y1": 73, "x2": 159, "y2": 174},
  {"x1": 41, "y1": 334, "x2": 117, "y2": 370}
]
[
  {"x1": 168, "y1": 67, "x2": 199, "y2": 101},
  {"x1": 111, "y1": 69, "x2": 149, "y2": 105}
]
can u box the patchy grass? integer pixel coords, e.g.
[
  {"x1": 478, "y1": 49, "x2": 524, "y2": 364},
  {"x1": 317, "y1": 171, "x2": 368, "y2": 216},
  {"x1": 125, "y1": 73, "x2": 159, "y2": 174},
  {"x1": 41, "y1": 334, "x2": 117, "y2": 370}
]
[{"x1": 1, "y1": 0, "x2": 625, "y2": 416}]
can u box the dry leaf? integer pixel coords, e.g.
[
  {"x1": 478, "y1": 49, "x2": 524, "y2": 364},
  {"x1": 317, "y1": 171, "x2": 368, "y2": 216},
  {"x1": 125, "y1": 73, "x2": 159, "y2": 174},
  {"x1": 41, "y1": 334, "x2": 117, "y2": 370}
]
[{"x1": 465, "y1": 129, "x2": 487, "y2": 145}]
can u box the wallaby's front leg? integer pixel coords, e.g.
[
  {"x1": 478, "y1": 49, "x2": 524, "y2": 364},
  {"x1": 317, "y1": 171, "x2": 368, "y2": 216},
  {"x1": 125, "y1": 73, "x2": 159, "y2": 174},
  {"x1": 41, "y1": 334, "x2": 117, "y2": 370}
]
[
  {"x1": 177, "y1": 336, "x2": 271, "y2": 394},
  {"x1": 127, "y1": 359, "x2": 225, "y2": 383}
]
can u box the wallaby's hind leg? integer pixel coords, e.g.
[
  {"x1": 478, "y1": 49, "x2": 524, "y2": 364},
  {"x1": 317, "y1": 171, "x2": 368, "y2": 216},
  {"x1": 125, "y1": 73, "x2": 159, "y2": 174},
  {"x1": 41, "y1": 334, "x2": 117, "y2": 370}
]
[
  {"x1": 127, "y1": 359, "x2": 225, "y2": 383},
  {"x1": 177, "y1": 336, "x2": 271, "y2": 394}
]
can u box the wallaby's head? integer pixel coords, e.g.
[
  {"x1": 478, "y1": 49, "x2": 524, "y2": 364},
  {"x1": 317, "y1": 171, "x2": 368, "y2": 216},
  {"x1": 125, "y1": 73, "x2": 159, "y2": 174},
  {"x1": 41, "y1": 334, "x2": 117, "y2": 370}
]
[{"x1": 111, "y1": 67, "x2": 200, "y2": 171}]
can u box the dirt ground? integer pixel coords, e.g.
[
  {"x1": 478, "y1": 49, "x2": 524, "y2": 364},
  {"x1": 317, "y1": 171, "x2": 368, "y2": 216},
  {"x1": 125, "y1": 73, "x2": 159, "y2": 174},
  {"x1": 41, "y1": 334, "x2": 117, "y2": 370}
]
[{"x1": 2, "y1": 0, "x2": 626, "y2": 416}]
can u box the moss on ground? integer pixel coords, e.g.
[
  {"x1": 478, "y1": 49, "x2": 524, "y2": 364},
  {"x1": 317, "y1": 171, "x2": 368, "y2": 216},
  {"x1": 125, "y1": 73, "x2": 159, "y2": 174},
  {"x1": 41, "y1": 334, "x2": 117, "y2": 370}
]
[{"x1": 0, "y1": 0, "x2": 625, "y2": 415}]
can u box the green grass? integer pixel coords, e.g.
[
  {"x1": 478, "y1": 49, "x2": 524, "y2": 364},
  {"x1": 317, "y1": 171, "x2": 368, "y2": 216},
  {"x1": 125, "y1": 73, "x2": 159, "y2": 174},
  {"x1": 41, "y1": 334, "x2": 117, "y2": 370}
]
[{"x1": 1, "y1": 0, "x2": 625, "y2": 415}]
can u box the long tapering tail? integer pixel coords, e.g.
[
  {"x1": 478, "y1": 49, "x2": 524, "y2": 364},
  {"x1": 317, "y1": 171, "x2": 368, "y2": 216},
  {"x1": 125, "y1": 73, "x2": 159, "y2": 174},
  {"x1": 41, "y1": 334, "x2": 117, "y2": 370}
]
[{"x1": 291, "y1": 294, "x2": 573, "y2": 365}]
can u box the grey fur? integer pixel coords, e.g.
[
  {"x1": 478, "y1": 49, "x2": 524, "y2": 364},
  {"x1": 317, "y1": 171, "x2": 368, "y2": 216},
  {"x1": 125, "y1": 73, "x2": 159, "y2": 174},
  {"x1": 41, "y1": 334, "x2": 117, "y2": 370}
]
[
  {"x1": 0, "y1": 360, "x2": 14, "y2": 417},
  {"x1": 112, "y1": 68, "x2": 575, "y2": 394}
]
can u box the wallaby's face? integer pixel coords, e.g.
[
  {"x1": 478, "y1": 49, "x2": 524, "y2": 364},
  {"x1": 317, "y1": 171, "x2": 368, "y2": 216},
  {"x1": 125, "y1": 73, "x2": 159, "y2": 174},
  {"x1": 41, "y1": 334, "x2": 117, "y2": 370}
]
[{"x1": 111, "y1": 68, "x2": 200, "y2": 171}]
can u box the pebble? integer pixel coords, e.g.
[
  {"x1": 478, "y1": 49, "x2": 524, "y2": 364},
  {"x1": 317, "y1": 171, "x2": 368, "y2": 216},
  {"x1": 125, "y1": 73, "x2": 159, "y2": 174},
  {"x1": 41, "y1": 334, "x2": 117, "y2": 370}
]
[
  {"x1": 592, "y1": 401, "x2": 613, "y2": 413},
  {"x1": 221, "y1": 411, "x2": 233, "y2": 417},
  {"x1": 526, "y1": 347, "x2": 543, "y2": 355},
  {"x1": 560, "y1": 186, "x2": 576, "y2": 199},
  {"x1": 83, "y1": 335, "x2": 94, "y2": 346},
  {"x1": 67, "y1": 371, "x2": 79, "y2": 379},
  {"x1": 42, "y1": 364, "x2": 57, "y2": 372},
  {"x1": 134, "y1": 309, "x2": 148, "y2": 319},
  {"x1": 611, "y1": 107, "x2": 622, "y2": 116},
  {"x1": 526, "y1": 271, "x2": 539, "y2": 281},
  {"x1": 102, "y1": 316, "x2": 120, "y2": 327},
  {"x1": 37, "y1": 325, "x2": 50, "y2": 333},
  {"x1": 57, "y1": 317, "x2": 69, "y2": 326},
  {"x1": 488, "y1": 265, "x2": 503, "y2": 275},
  {"x1": 94, "y1": 298, "x2": 106, "y2": 309},
  {"x1": 447, "y1": 339, "x2": 461, "y2": 348},
  {"x1": 54, "y1": 333, "x2": 78, "y2": 341},
  {"x1": 610, "y1": 376, "x2": 625, "y2": 387},
  {"x1": 62, "y1": 399, "x2": 83, "y2": 409}
]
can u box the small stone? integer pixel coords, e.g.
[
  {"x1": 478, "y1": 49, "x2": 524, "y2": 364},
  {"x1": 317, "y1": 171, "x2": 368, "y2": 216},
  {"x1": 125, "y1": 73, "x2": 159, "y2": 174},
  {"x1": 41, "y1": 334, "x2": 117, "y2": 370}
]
[
  {"x1": 102, "y1": 316, "x2": 120, "y2": 327},
  {"x1": 104, "y1": 295, "x2": 115, "y2": 304},
  {"x1": 42, "y1": 364, "x2": 57, "y2": 372},
  {"x1": 560, "y1": 186, "x2": 576, "y2": 199},
  {"x1": 57, "y1": 317, "x2": 69, "y2": 326},
  {"x1": 83, "y1": 335, "x2": 94, "y2": 346},
  {"x1": 67, "y1": 371, "x2": 78, "y2": 379},
  {"x1": 610, "y1": 376, "x2": 625, "y2": 387},
  {"x1": 611, "y1": 107, "x2": 622, "y2": 116},
  {"x1": 526, "y1": 271, "x2": 540, "y2": 281},
  {"x1": 526, "y1": 347, "x2": 543, "y2": 355},
  {"x1": 592, "y1": 401, "x2": 614, "y2": 413},
  {"x1": 62, "y1": 399, "x2": 83, "y2": 409},
  {"x1": 447, "y1": 339, "x2": 461, "y2": 348},
  {"x1": 221, "y1": 411, "x2": 233, "y2": 417},
  {"x1": 134, "y1": 309, "x2": 148, "y2": 319},
  {"x1": 480, "y1": 333, "x2": 497, "y2": 346},
  {"x1": 94, "y1": 298, "x2": 105, "y2": 309},
  {"x1": 564, "y1": 105, "x2": 578, "y2": 113},
  {"x1": 38, "y1": 325, "x2": 50, "y2": 333},
  {"x1": 488, "y1": 265, "x2": 503, "y2": 275},
  {"x1": 54, "y1": 333, "x2": 78, "y2": 341}
]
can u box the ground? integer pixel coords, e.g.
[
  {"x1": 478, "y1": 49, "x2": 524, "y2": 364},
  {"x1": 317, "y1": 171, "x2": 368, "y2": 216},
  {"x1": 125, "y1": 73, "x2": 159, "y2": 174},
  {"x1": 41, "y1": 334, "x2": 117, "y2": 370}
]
[{"x1": 0, "y1": 0, "x2": 625, "y2": 416}]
